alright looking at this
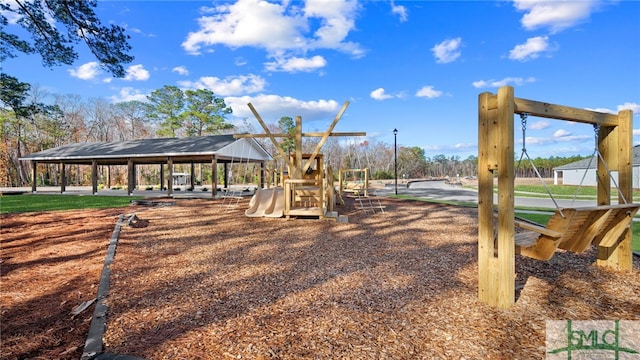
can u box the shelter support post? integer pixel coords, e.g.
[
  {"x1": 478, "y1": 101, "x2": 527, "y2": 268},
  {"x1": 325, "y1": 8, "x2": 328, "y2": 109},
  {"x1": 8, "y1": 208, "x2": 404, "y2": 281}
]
[
  {"x1": 597, "y1": 109, "x2": 634, "y2": 270},
  {"x1": 31, "y1": 161, "x2": 37, "y2": 193},
  {"x1": 211, "y1": 155, "x2": 217, "y2": 197},
  {"x1": 107, "y1": 166, "x2": 111, "y2": 189},
  {"x1": 127, "y1": 159, "x2": 134, "y2": 195},
  {"x1": 477, "y1": 87, "x2": 515, "y2": 309},
  {"x1": 190, "y1": 162, "x2": 195, "y2": 190},
  {"x1": 60, "y1": 162, "x2": 66, "y2": 193},
  {"x1": 159, "y1": 164, "x2": 164, "y2": 191},
  {"x1": 92, "y1": 160, "x2": 98, "y2": 194},
  {"x1": 224, "y1": 163, "x2": 229, "y2": 190},
  {"x1": 167, "y1": 157, "x2": 173, "y2": 196}
]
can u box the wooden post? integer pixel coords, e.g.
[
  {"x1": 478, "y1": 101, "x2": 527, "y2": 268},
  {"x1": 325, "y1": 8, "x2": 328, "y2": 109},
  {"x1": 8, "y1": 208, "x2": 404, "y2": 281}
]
[
  {"x1": 212, "y1": 155, "x2": 217, "y2": 197},
  {"x1": 477, "y1": 86, "x2": 515, "y2": 309},
  {"x1": 364, "y1": 168, "x2": 369, "y2": 197},
  {"x1": 295, "y1": 116, "x2": 303, "y2": 179},
  {"x1": 60, "y1": 162, "x2": 66, "y2": 193},
  {"x1": 31, "y1": 161, "x2": 37, "y2": 193},
  {"x1": 597, "y1": 109, "x2": 633, "y2": 270},
  {"x1": 167, "y1": 157, "x2": 173, "y2": 196},
  {"x1": 190, "y1": 162, "x2": 195, "y2": 190},
  {"x1": 159, "y1": 163, "x2": 164, "y2": 191},
  {"x1": 223, "y1": 162, "x2": 229, "y2": 191},
  {"x1": 126, "y1": 158, "x2": 133, "y2": 195},
  {"x1": 92, "y1": 159, "x2": 98, "y2": 194}
]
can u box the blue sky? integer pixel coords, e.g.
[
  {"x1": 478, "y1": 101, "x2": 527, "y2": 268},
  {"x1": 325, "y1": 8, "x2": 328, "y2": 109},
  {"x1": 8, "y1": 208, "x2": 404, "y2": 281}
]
[{"x1": 3, "y1": 0, "x2": 639, "y2": 159}]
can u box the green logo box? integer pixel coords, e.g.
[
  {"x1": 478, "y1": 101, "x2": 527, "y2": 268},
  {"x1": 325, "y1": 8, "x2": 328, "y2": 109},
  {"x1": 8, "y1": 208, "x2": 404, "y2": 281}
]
[{"x1": 546, "y1": 320, "x2": 639, "y2": 359}]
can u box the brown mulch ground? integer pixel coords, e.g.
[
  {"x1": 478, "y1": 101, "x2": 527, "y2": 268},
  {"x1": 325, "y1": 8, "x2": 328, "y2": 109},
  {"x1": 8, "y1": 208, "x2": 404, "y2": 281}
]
[{"x1": 1, "y1": 196, "x2": 639, "y2": 359}]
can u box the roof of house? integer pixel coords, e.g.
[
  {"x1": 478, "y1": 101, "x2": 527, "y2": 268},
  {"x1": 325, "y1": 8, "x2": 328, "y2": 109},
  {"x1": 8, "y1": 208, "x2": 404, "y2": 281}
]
[
  {"x1": 554, "y1": 145, "x2": 640, "y2": 170},
  {"x1": 19, "y1": 135, "x2": 272, "y2": 165}
]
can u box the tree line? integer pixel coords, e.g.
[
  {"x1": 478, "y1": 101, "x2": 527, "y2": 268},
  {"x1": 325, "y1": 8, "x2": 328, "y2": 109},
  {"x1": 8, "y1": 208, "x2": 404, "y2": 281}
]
[{"x1": 0, "y1": 78, "x2": 589, "y2": 188}]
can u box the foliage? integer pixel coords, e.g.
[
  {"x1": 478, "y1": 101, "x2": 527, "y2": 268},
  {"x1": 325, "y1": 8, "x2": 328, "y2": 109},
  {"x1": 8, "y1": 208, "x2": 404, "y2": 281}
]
[
  {"x1": 1, "y1": 0, "x2": 133, "y2": 77},
  {"x1": 146, "y1": 85, "x2": 185, "y2": 137},
  {"x1": 277, "y1": 116, "x2": 296, "y2": 155},
  {"x1": 184, "y1": 89, "x2": 233, "y2": 136},
  {"x1": 0, "y1": 194, "x2": 144, "y2": 214}
]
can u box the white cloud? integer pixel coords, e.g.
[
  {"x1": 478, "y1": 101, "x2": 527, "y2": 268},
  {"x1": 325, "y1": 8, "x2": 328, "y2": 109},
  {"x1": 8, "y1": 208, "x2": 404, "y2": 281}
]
[
  {"x1": 178, "y1": 74, "x2": 267, "y2": 96},
  {"x1": 529, "y1": 120, "x2": 550, "y2": 130},
  {"x1": 370, "y1": 88, "x2": 392, "y2": 101},
  {"x1": 431, "y1": 37, "x2": 462, "y2": 64},
  {"x1": 416, "y1": 86, "x2": 442, "y2": 99},
  {"x1": 68, "y1": 62, "x2": 102, "y2": 80},
  {"x1": 513, "y1": 0, "x2": 599, "y2": 34},
  {"x1": 181, "y1": 0, "x2": 363, "y2": 71},
  {"x1": 370, "y1": 87, "x2": 405, "y2": 101},
  {"x1": 264, "y1": 55, "x2": 327, "y2": 72},
  {"x1": 224, "y1": 94, "x2": 342, "y2": 123},
  {"x1": 172, "y1": 66, "x2": 189, "y2": 76},
  {"x1": 509, "y1": 36, "x2": 555, "y2": 61},
  {"x1": 619, "y1": 102, "x2": 640, "y2": 114},
  {"x1": 554, "y1": 129, "x2": 571, "y2": 137},
  {"x1": 586, "y1": 107, "x2": 616, "y2": 114},
  {"x1": 124, "y1": 64, "x2": 150, "y2": 81},
  {"x1": 391, "y1": 1, "x2": 408, "y2": 22},
  {"x1": 472, "y1": 77, "x2": 536, "y2": 88},
  {"x1": 183, "y1": 0, "x2": 361, "y2": 55},
  {"x1": 108, "y1": 87, "x2": 148, "y2": 103}
]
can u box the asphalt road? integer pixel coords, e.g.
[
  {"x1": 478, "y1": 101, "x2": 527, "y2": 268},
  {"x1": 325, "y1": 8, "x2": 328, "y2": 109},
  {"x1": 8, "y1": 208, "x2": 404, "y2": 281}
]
[{"x1": 375, "y1": 179, "x2": 598, "y2": 210}]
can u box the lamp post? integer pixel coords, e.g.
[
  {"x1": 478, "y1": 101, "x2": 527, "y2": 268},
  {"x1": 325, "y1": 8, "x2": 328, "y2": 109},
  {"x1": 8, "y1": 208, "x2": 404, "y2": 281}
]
[{"x1": 393, "y1": 128, "x2": 398, "y2": 195}]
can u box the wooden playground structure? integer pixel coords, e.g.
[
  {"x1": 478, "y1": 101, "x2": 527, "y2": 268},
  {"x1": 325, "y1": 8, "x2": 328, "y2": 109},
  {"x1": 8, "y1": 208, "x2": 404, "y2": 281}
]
[
  {"x1": 478, "y1": 86, "x2": 639, "y2": 308},
  {"x1": 235, "y1": 101, "x2": 366, "y2": 219}
]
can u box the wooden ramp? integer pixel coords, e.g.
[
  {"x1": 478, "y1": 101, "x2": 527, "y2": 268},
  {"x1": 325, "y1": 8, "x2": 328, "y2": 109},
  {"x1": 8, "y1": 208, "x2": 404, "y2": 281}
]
[{"x1": 514, "y1": 203, "x2": 640, "y2": 261}]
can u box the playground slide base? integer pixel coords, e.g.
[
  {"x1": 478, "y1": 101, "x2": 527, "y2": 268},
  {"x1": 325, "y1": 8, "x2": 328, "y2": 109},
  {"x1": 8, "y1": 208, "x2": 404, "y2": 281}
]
[
  {"x1": 245, "y1": 188, "x2": 285, "y2": 218},
  {"x1": 245, "y1": 188, "x2": 275, "y2": 217},
  {"x1": 263, "y1": 188, "x2": 284, "y2": 218}
]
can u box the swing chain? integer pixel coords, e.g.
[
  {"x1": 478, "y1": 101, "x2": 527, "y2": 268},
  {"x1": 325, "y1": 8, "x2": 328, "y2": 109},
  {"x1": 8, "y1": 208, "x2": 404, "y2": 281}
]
[{"x1": 520, "y1": 113, "x2": 529, "y2": 153}]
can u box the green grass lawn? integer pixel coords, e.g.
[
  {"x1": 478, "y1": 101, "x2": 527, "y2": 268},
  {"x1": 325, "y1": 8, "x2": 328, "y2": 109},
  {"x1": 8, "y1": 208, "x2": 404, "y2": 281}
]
[{"x1": 0, "y1": 194, "x2": 144, "y2": 214}]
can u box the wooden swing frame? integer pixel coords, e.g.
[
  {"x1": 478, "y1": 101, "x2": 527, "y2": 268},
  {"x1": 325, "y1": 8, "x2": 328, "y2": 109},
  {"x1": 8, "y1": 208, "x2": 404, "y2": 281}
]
[{"x1": 478, "y1": 86, "x2": 636, "y2": 309}]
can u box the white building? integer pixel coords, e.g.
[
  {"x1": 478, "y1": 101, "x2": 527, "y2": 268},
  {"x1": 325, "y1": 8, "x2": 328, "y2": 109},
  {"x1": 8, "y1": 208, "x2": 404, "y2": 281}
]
[{"x1": 553, "y1": 145, "x2": 640, "y2": 189}]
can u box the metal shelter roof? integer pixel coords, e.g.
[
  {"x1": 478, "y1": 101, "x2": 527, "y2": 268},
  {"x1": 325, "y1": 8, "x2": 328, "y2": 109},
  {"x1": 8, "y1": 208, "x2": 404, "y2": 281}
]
[{"x1": 19, "y1": 135, "x2": 272, "y2": 165}]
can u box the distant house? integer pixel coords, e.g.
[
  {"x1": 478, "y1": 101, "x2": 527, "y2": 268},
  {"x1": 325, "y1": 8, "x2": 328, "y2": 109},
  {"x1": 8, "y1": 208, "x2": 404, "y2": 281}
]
[{"x1": 553, "y1": 145, "x2": 640, "y2": 189}]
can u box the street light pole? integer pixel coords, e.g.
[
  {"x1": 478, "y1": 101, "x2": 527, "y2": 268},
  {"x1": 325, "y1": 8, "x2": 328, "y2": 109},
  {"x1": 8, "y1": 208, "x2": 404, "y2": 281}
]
[{"x1": 393, "y1": 128, "x2": 398, "y2": 195}]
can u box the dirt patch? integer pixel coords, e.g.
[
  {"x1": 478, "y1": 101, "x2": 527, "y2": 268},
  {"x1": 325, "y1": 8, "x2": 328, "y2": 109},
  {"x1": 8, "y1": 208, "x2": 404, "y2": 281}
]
[{"x1": 1, "y1": 197, "x2": 639, "y2": 359}]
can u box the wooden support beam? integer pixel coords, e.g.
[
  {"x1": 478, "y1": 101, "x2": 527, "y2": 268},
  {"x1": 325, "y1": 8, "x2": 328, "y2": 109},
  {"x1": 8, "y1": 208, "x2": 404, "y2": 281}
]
[
  {"x1": 597, "y1": 109, "x2": 634, "y2": 269},
  {"x1": 513, "y1": 98, "x2": 619, "y2": 126},
  {"x1": 302, "y1": 101, "x2": 350, "y2": 175},
  {"x1": 234, "y1": 132, "x2": 366, "y2": 138},
  {"x1": 246, "y1": 103, "x2": 296, "y2": 172},
  {"x1": 477, "y1": 91, "x2": 496, "y2": 306},
  {"x1": 295, "y1": 116, "x2": 303, "y2": 179}
]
